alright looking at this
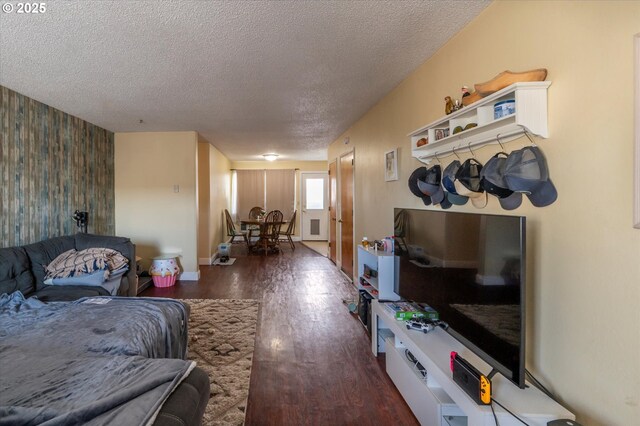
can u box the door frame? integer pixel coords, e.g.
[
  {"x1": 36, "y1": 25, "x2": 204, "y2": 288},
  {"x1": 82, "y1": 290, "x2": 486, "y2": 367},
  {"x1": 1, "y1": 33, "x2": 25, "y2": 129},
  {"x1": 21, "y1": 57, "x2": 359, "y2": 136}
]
[
  {"x1": 328, "y1": 160, "x2": 338, "y2": 264},
  {"x1": 300, "y1": 171, "x2": 330, "y2": 241},
  {"x1": 336, "y1": 149, "x2": 355, "y2": 280}
]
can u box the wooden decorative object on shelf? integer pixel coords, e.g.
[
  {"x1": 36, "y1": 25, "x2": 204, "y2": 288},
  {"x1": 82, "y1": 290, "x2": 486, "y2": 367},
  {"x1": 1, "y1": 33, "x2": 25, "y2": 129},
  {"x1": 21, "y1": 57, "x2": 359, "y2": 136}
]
[
  {"x1": 461, "y1": 91, "x2": 483, "y2": 106},
  {"x1": 474, "y1": 68, "x2": 548, "y2": 96}
]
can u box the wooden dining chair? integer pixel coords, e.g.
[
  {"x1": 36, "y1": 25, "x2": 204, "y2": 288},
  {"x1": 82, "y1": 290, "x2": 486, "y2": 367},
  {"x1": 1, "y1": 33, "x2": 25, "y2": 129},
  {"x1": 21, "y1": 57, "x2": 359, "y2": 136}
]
[
  {"x1": 258, "y1": 210, "x2": 283, "y2": 255},
  {"x1": 245, "y1": 206, "x2": 264, "y2": 233},
  {"x1": 279, "y1": 210, "x2": 297, "y2": 250},
  {"x1": 248, "y1": 206, "x2": 264, "y2": 220},
  {"x1": 224, "y1": 209, "x2": 249, "y2": 246}
]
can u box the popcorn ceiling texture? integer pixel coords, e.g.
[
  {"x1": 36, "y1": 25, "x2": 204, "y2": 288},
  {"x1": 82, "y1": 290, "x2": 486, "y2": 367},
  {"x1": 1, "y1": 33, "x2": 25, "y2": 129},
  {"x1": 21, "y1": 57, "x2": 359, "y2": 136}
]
[{"x1": 0, "y1": 1, "x2": 489, "y2": 161}]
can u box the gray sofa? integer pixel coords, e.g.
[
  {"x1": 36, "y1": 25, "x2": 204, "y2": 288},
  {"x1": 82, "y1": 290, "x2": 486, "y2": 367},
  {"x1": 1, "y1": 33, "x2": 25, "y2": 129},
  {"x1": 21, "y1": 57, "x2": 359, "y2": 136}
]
[
  {"x1": 0, "y1": 233, "x2": 138, "y2": 300},
  {"x1": 0, "y1": 234, "x2": 210, "y2": 425}
]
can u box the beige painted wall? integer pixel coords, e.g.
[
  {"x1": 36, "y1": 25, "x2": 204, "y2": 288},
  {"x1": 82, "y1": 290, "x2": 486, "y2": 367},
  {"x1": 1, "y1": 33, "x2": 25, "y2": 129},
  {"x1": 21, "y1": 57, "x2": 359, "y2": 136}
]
[
  {"x1": 197, "y1": 140, "x2": 211, "y2": 261},
  {"x1": 115, "y1": 131, "x2": 199, "y2": 277},
  {"x1": 209, "y1": 142, "x2": 232, "y2": 255},
  {"x1": 197, "y1": 137, "x2": 232, "y2": 262},
  {"x1": 230, "y1": 160, "x2": 328, "y2": 238},
  {"x1": 328, "y1": 2, "x2": 640, "y2": 425}
]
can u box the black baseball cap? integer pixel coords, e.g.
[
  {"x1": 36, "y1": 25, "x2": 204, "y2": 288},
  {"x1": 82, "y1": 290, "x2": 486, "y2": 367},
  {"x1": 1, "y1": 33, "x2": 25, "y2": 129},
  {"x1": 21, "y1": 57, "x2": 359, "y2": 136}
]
[{"x1": 454, "y1": 158, "x2": 488, "y2": 208}]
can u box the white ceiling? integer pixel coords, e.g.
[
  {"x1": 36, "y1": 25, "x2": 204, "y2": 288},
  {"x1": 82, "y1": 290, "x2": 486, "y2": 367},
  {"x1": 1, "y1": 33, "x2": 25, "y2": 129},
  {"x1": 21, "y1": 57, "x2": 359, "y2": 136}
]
[{"x1": 0, "y1": 1, "x2": 490, "y2": 161}]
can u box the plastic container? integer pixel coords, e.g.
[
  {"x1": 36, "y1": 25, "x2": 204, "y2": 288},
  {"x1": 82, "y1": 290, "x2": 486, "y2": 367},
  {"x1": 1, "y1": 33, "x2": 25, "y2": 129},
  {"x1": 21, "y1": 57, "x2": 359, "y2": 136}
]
[
  {"x1": 494, "y1": 99, "x2": 516, "y2": 119},
  {"x1": 218, "y1": 243, "x2": 231, "y2": 258}
]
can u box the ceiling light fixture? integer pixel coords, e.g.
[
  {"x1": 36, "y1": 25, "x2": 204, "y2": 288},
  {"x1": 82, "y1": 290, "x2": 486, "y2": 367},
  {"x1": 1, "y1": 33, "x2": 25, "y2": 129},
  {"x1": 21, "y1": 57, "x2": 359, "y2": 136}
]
[{"x1": 263, "y1": 154, "x2": 279, "y2": 161}]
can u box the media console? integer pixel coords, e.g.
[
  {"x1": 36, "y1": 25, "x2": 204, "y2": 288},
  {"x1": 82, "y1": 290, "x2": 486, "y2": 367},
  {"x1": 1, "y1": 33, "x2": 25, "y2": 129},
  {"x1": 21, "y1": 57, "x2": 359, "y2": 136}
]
[{"x1": 371, "y1": 300, "x2": 574, "y2": 426}]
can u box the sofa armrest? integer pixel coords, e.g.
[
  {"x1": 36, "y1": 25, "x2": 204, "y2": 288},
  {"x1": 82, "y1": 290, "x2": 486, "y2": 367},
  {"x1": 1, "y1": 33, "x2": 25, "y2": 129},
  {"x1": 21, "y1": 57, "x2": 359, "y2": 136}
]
[{"x1": 74, "y1": 233, "x2": 137, "y2": 296}]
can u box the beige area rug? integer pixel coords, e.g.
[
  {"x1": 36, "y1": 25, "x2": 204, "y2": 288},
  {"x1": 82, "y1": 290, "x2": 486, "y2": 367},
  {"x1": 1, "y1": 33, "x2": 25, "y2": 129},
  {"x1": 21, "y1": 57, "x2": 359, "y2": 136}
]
[{"x1": 184, "y1": 299, "x2": 259, "y2": 426}]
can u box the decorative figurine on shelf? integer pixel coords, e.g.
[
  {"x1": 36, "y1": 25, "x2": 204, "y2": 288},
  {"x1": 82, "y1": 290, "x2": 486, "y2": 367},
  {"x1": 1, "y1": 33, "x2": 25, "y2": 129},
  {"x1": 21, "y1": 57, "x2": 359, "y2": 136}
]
[
  {"x1": 453, "y1": 99, "x2": 462, "y2": 112},
  {"x1": 445, "y1": 96, "x2": 454, "y2": 115},
  {"x1": 462, "y1": 86, "x2": 470, "y2": 98}
]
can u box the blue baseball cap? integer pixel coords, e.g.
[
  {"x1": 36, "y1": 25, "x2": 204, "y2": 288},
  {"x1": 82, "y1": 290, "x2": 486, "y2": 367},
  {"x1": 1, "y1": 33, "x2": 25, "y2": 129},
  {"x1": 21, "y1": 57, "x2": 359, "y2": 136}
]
[{"x1": 442, "y1": 160, "x2": 469, "y2": 206}]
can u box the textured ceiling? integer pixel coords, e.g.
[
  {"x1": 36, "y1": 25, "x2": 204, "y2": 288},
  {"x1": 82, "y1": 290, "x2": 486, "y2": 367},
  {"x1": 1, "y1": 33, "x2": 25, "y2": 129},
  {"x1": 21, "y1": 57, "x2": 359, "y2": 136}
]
[{"x1": 0, "y1": 1, "x2": 490, "y2": 161}]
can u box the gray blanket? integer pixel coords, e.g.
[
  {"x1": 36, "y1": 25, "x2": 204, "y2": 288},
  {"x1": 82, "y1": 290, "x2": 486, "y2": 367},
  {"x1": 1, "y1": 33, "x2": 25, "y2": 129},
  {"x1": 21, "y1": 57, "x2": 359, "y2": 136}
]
[{"x1": 0, "y1": 292, "x2": 195, "y2": 426}]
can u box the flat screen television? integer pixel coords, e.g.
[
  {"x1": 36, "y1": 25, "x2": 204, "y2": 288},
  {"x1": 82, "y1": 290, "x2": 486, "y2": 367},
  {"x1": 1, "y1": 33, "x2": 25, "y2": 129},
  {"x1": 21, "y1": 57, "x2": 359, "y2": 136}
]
[{"x1": 394, "y1": 208, "x2": 526, "y2": 388}]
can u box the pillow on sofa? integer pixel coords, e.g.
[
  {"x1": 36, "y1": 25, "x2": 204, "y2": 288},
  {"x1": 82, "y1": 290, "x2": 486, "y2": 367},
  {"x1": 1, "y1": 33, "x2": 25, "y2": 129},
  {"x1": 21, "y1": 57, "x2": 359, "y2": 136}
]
[{"x1": 45, "y1": 248, "x2": 128, "y2": 280}]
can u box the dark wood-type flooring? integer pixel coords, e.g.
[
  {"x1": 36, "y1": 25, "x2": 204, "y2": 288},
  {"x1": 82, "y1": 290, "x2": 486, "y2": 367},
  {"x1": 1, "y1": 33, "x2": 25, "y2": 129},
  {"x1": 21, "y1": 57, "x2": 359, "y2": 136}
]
[{"x1": 142, "y1": 243, "x2": 419, "y2": 425}]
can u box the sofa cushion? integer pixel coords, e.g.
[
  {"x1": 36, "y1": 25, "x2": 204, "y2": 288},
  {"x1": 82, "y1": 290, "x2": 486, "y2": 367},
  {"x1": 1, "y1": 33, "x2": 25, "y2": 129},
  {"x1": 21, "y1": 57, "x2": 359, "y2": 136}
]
[
  {"x1": 153, "y1": 366, "x2": 210, "y2": 426},
  {"x1": 0, "y1": 247, "x2": 35, "y2": 296},
  {"x1": 32, "y1": 284, "x2": 110, "y2": 302},
  {"x1": 23, "y1": 235, "x2": 76, "y2": 290}
]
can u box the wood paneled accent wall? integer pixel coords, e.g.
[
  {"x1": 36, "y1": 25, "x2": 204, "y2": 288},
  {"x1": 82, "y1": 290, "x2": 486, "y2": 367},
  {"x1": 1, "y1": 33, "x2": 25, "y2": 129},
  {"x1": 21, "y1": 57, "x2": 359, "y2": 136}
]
[{"x1": 1, "y1": 86, "x2": 115, "y2": 247}]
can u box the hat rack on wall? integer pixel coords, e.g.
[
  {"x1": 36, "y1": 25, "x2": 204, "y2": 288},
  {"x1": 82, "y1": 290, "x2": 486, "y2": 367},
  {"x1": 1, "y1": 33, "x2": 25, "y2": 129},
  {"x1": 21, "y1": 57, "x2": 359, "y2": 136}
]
[{"x1": 409, "y1": 81, "x2": 551, "y2": 163}]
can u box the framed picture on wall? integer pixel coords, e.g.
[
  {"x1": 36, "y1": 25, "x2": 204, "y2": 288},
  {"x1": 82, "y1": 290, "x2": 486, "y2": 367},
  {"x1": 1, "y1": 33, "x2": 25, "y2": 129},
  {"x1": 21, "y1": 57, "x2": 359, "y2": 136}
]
[
  {"x1": 385, "y1": 148, "x2": 398, "y2": 182},
  {"x1": 635, "y1": 33, "x2": 640, "y2": 229}
]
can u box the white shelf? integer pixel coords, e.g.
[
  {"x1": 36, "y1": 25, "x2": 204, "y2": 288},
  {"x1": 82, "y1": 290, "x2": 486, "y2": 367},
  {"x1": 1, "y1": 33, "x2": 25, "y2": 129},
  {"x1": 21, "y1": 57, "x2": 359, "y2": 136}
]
[
  {"x1": 372, "y1": 300, "x2": 574, "y2": 426},
  {"x1": 409, "y1": 82, "x2": 551, "y2": 163},
  {"x1": 357, "y1": 246, "x2": 399, "y2": 301},
  {"x1": 360, "y1": 274, "x2": 378, "y2": 289}
]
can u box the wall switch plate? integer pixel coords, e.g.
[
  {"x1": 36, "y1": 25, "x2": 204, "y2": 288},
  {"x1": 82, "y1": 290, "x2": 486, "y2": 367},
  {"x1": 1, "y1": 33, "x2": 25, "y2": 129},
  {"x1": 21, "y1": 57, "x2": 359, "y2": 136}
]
[{"x1": 173, "y1": 185, "x2": 180, "y2": 193}]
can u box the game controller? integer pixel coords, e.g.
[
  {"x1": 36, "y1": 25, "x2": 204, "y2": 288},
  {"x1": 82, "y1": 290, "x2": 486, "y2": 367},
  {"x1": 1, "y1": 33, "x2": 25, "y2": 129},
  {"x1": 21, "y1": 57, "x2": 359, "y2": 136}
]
[
  {"x1": 479, "y1": 375, "x2": 491, "y2": 404},
  {"x1": 405, "y1": 317, "x2": 436, "y2": 333}
]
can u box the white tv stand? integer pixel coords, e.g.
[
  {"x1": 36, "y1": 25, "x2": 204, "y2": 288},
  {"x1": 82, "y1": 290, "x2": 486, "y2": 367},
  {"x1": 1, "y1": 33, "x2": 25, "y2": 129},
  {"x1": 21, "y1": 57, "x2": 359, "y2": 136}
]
[{"x1": 371, "y1": 300, "x2": 574, "y2": 426}]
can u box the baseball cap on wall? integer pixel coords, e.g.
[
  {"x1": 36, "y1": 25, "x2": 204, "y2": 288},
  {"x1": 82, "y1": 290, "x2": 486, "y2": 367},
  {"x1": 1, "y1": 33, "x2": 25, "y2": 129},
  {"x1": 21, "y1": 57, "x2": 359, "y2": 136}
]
[
  {"x1": 504, "y1": 146, "x2": 558, "y2": 207},
  {"x1": 480, "y1": 153, "x2": 522, "y2": 210},
  {"x1": 408, "y1": 166, "x2": 432, "y2": 205},
  {"x1": 454, "y1": 158, "x2": 488, "y2": 209},
  {"x1": 441, "y1": 160, "x2": 469, "y2": 206},
  {"x1": 417, "y1": 164, "x2": 445, "y2": 205}
]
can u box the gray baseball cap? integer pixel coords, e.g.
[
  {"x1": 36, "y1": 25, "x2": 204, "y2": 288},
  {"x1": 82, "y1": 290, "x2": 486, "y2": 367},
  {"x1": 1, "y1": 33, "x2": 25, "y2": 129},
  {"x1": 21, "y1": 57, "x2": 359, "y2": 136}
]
[
  {"x1": 418, "y1": 164, "x2": 445, "y2": 205},
  {"x1": 480, "y1": 153, "x2": 522, "y2": 210},
  {"x1": 504, "y1": 146, "x2": 557, "y2": 207},
  {"x1": 442, "y1": 160, "x2": 469, "y2": 206}
]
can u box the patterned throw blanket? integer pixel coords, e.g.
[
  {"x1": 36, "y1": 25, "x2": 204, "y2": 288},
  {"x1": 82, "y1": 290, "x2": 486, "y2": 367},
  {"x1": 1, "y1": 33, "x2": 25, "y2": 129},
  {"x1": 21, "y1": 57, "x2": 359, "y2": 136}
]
[{"x1": 45, "y1": 248, "x2": 129, "y2": 280}]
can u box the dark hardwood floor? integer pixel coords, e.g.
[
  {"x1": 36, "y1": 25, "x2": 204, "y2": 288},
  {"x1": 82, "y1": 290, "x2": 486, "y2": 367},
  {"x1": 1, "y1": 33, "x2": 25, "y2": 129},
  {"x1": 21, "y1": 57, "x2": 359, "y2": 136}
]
[{"x1": 142, "y1": 243, "x2": 418, "y2": 425}]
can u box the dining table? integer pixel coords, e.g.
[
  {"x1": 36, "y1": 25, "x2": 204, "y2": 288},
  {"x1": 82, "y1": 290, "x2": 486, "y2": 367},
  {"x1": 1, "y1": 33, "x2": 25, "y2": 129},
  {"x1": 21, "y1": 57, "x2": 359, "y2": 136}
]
[{"x1": 240, "y1": 218, "x2": 286, "y2": 254}]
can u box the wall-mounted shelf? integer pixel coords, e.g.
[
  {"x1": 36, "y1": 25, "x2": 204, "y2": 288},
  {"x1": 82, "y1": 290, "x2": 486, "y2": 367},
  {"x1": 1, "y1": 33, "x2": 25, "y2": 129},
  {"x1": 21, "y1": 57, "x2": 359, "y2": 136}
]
[{"x1": 409, "y1": 82, "x2": 551, "y2": 163}]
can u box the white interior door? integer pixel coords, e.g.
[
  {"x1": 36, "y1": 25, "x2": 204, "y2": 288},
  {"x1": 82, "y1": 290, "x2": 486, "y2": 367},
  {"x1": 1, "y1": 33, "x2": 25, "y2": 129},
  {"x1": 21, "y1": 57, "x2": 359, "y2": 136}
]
[{"x1": 301, "y1": 172, "x2": 328, "y2": 241}]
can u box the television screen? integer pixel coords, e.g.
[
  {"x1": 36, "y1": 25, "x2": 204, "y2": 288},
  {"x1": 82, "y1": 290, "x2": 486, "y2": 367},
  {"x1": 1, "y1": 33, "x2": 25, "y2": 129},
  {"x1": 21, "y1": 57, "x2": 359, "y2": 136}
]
[{"x1": 394, "y1": 208, "x2": 526, "y2": 388}]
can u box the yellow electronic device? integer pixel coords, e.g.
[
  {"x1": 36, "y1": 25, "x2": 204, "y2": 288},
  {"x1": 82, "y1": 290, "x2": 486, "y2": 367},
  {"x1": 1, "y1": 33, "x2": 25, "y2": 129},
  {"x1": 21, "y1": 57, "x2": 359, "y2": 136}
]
[{"x1": 480, "y1": 375, "x2": 492, "y2": 404}]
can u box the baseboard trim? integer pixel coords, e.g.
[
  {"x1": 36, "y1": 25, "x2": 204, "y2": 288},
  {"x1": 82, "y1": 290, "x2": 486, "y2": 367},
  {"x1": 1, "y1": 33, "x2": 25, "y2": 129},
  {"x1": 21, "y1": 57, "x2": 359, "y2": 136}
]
[
  {"x1": 179, "y1": 271, "x2": 200, "y2": 281},
  {"x1": 199, "y1": 256, "x2": 215, "y2": 265}
]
